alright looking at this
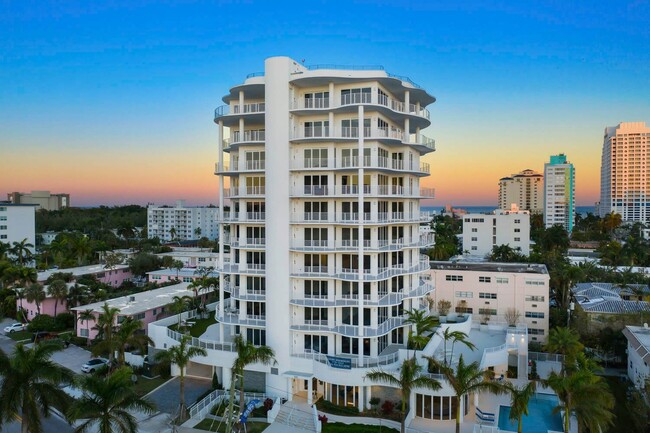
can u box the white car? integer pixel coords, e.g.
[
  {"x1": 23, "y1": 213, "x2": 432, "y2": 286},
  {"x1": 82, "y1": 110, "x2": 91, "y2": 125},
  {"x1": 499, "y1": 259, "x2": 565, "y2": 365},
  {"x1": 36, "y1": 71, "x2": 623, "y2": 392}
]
[
  {"x1": 3, "y1": 323, "x2": 27, "y2": 334},
  {"x1": 81, "y1": 358, "x2": 109, "y2": 373}
]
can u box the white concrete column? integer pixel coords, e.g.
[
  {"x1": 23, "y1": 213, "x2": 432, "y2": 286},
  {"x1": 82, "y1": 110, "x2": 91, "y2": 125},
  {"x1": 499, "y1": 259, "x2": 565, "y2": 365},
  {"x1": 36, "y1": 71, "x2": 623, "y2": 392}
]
[
  {"x1": 404, "y1": 118, "x2": 410, "y2": 143},
  {"x1": 404, "y1": 90, "x2": 410, "y2": 111},
  {"x1": 223, "y1": 367, "x2": 233, "y2": 390},
  {"x1": 357, "y1": 385, "x2": 364, "y2": 412},
  {"x1": 357, "y1": 104, "x2": 365, "y2": 368},
  {"x1": 416, "y1": 126, "x2": 421, "y2": 144},
  {"x1": 218, "y1": 120, "x2": 226, "y2": 342},
  {"x1": 287, "y1": 378, "x2": 293, "y2": 401},
  {"x1": 366, "y1": 386, "x2": 372, "y2": 410},
  {"x1": 307, "y1": 378, "x2": 313, "y2": 405},
  {"x1": 329, "y1": 82, "x2": 335, "y2": 107},
  {"x1": 239, "y1": 90, "x2": 244, "y2": 112}
]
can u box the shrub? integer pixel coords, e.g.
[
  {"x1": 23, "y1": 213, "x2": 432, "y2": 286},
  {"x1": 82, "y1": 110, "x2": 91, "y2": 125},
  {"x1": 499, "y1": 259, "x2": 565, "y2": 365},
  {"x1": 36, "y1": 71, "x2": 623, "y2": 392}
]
[
  {"x1": 70, "y1": 336, "x2": 88, "y2": 347},
  {"x1": 369, "y1": 397, "x2": 380, "y2": 408},
  {"x1": 437, "y1": 299, "x2": 451, "y2": 316},
  {"x1": 263, "y1": 398, "x2": 274, "y2": 412},
  {"x1": 27, "y1": 314, "x2": 57, "y2": 332},
  {"x1": 54, "y1": 312, "x2": 75, "y2": 330},
  {"x1": 381, "y1": 400, "x2": 395, "y2": 415}
]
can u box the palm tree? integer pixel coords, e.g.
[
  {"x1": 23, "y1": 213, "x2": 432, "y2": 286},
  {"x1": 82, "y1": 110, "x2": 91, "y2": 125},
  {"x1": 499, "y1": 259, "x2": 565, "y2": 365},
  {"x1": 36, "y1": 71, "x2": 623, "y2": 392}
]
[
  {"x1": 10, "y1": 238, "x2": 34, "y2": 266},
  {"x1": 155, "y1": 335, "x2": 207, "y2": 422},
  {"x1": 169, "y1": 227, "x2": 177, "y2": 241},
  {"x1": 71, "y1": 236, "x2": 92, "y2": 266},
  {"x1": 79, "y1": 309, "x2": 95, "y2": 346},
  {"x1": 92, "y1": 303, "x2": 120, "y2": 365},
  {"x1": 114, "y1": 317, "x2": 153, "y2": 367},
  {"x1": 404, "y1": 308, "x2": 438, "y2": 355},
  {"x1": 25, "y1": 282, "x2": 46, "y2": 316},
  {"x1": 67, "y1": 283, "x2": 88, "y2": 309},
  {"x1": 232, "y1": 335, "x2": 275, "y2": 409},
  {"x1": 68, "y1": 366, "x2": 156, "y2": 433},
  {"x1": 504, "y1": 381, "x2": 537, "y2": 433},
  {"x1": 194, "y1": 227, "x2": 202, "y2": 238},
  {"x1": 0, "y1": 342, "x2": 74, "y2": 433},
  {"x1": 545, "y1": 327, "x2": 583, "y2": 373},
  {"x1": 425, "y1": 354, "x2": 506, "y2": 433},
  {"x1": 437, "y1": 328, "x2": 476, "y2": 367},
  {"x1": 365, "y1": 357, "x2": 441, "y2": 433},
  {"x1": 47, "y1": 279, "x2": 68, "y2": 317},
  {"x1": 169, "y1": 295, "x2": 193, "y2": 330},
  {"x1": 171, "y1": 260, "x2": 184, "y2": 279}
]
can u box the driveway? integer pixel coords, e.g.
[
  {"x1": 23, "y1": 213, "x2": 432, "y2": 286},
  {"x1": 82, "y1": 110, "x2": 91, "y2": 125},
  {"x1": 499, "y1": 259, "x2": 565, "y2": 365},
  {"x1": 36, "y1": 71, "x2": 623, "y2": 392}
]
[
  {"x1": 0, "y1": 318, "x2": 18, "y2": 355},
  {"x1": 145, "y1": 376, "x2": 212, "y2": 415},
  {"x1": 50, "y1": 344, "x2": 94, "y2": 373}
]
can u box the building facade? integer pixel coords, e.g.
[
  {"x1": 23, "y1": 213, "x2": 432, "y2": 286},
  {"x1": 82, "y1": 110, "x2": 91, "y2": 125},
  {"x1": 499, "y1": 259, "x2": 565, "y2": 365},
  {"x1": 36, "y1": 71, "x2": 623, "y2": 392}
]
[
  {"x1": 623, "y1": 325, "x2": 650, "y2": 389},
  {"x1": 212, "y1": 57, "x2": 436, "y2": 405},
  {"x1": 147, "y1": 200, "x2": 219, "y2": 241},
  {"x1": 544, "y1": 154, "x2": 575, "y2": 232},
  {"x1": 0, "y1": 204, "x2": 37, "y2": 256},
  {"x1": 462, "y1": 204, "x2": 530, "y2": 257},
  {"x1": 7, "y1": 191, "x2": 70, "y2": 211},
  {"x1": 599, "y1": 122, "x2": 650, "y2": 222},
  {"x1": 428, "y1": 262, "x2": 550, "y2": 343},
  {"x1": 498, "y1": 169, "x2": 543, "y2": 212}
]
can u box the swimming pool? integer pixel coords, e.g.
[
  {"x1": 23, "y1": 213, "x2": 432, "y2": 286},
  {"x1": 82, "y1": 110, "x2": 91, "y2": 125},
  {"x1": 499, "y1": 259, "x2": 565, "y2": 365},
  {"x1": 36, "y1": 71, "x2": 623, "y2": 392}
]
[{"x1": 497, "y1": 393, "x2": 563, "y2": 433}]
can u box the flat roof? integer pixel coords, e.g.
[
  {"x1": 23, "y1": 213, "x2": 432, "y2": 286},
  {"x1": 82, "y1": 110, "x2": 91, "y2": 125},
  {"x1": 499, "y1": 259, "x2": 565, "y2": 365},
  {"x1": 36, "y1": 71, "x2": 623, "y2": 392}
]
[
  {"x1": 147, "y1": 268, "x2": 219, "y2": 278},
  {"x1": 71, "y1": 282, "x2": 193, "y2": 315},
  {"x1": 429, "y1": 261, "x2": 548, "y2": 275},
  {"x1": 157, "y1": 251, "x2": 218, "y2": 258},
  {"x1": 38, "y1": 263, "x2": 130, "y2": 281}
]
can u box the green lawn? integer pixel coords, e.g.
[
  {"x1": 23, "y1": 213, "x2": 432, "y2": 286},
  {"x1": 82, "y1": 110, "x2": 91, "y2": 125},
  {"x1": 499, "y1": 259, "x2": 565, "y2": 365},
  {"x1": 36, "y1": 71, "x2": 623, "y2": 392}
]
[
  {"x1": 169, "y1": 316, "x2": 217, "y2": 338},
  {"x1": 323, "y1": 423, "x2": 398, "y2": 433},
  {"x1": 193, "y1": 419, "x2": 268, "y2": 432},
  {"x1": 605, "y1": 376, "x2": 637, "y2": 433},
  {"x1": 134, "y1": 375, "x2": 170, "y2": 397}
]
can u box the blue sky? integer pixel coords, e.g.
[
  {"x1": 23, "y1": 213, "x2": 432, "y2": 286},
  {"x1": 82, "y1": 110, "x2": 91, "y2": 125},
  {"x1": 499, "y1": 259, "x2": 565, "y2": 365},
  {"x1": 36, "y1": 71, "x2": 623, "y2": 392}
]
[{"x1": 1, "y1": 0, "x2": 649, "y2": 205}]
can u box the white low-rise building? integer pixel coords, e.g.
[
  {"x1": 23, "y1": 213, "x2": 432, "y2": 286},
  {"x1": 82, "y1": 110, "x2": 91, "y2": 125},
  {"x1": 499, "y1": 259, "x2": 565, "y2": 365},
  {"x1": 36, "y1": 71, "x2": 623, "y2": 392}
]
[
  {"x1": 147, "y1": 200, "x2": 218, "y2": 241},
  {"x1": 429, "y1": 261, "x2": 549, "y2": 342},
  {"x1": 156, "y1": 248, "x2": 219, "y2": 268},
  {"x1": 623, "y1": 325, "x2": 650, "y2": 388},
  {"x1": 0, "y1": 203, "x2": 37, "y2": 257},
  {"x1": 461, "y1": 204, "x2": 530, "y2": 257}
]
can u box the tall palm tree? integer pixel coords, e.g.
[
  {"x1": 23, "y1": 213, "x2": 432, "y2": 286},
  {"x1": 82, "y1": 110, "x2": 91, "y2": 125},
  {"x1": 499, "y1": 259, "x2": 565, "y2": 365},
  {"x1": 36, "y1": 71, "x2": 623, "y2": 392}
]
[
  {"x1": 545, "y1": 327, "x2": 583, "y2": 373},
  {"x1": 0, "y1": 342, "x2": 74, "y2": 433},
  {"x1": 232, "y1": 335, "x2": 275, "y2": 409},
  {"x1": 171, "y1": 260, "x2": 184, "y2": 279},
  {"x1": 437, "y1": 328, "x2": 476, "y2": 367},
  {"x1": 154, "y1": 335, "x2": 207, "y2": 422},
  {"x1": 25, "y1": 282, "x2": 46, "y2": 316},
  {"x1": 47, "y1": 279, "x2": 68, "y2": 317},
  {"x1": 169, "y1": 227, "x2": 177, "y2": 241},
  {"x1": 68, "y1": 366, "x2": 156, "y2": 433},
  {"x1": 505, "y1": 381, "x2": 537, "y2": 433},
  {"x1": 404, "y1": 308, "x2": 438, "y2": 355},
  {"x1": 67, "y1": 283, "x2": 88, "y2": 310},
  {"x1": 71, "y1": 236, "x2": 92, "y2": 266},
  {"x1": 425, "y1": 354, "x2": 506, "y2": 433},
  {"x1": 10, "y1": 238, "x2": 34, "y2": 266},
  {"x1": 114, "y1": 317, "x2": 153, "y2": 367},
  {"x1": 92, "y1": 303, "x2": 120, "y2": 365},
  {"x1": 365, "y1": 357, "x2": 441, "y2": 433},
  {"x1": 169, "y1": 295, "x2": 193, "y2": 330},
  {"x1": 79, "y1": 309, "x2": 95, "y2": 346}
]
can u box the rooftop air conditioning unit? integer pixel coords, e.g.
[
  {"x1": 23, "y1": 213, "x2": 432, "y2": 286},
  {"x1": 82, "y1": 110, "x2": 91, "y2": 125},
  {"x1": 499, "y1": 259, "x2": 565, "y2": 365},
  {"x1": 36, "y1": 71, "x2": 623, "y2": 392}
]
[{"x1": 129, "y1": 296, "x2": 136, "y2": 302}]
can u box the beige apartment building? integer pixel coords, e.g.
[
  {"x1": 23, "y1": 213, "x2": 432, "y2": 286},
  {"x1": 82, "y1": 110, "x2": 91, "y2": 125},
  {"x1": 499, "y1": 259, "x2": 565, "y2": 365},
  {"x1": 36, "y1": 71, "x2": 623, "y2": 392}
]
[
  {"x1": 7, "y1": 190, "x2": 70, "y2": 211},
  {"x1": 429, "y1": 261, "x2": 550, "y2": 343},
  {"x1": 498, "y1": 169, "x2": 543, "y2": 212}
]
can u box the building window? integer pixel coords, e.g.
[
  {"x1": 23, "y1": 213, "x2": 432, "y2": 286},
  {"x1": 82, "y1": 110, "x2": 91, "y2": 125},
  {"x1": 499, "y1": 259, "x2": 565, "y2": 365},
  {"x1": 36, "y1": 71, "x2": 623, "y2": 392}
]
[
  {"x1": 479, "y1": 292, "x2": 497, "y2": 299},
  {"x1": 471, "y1": 218, "x2": 484, "y2": 223},
  {"x1": 514, "y1": 219, "x2": 520, "y2": 223},
  {"x1": 80, "y1": 328, "x2": 89, "y2": 337},
  {"x1": 471, "y1": 237, "x2": 478, "y2": 241},
  {"x1": 445, "y1": 275, "x2": 463, "y2": 282},
  {"x1": 525, "y1": 295, "x2": 545, "y2": 302},
  {"x1": 525, "y1": 280, "x2": 545, "y2": 286},
  {"x1": 455, "y1": 291, "x2": 473, "y2": 298},
  {"x1": 182, "y1": 277, "x2": 192, "y2": 283},
  {"x1": 132, "y1": 313, "x2": 145, "y2": 320},
  {"x1": 0, "y1": 235, "x2": 6, "y2": 240},
  {"x1": 514, "y1": 228, "x2": 520, "y2": 233},
  {"x1": 525, "y1": 311, "x2": 545, "y2": 318},
  {"x1": 514, "y1": 237, "x2": 521, "y2": 242},
  {"x1": 478, "y1": 276, "x2": 491, "y2": 283},
  {"x1": 496, "y1": 277, "x2": 509, "y2": 284},
  {"x1": 471, "y1": 228, "x2": 477, "y2": 232},
  {"x1": 478, "y1": 308, "x2": 497, "y2": 316},
  {"x1": 471, "y1": 246, "x2": 477, "y2": 250},
  {"x1": 529, "y1": 328, "x2": 545, "y2": 335}
]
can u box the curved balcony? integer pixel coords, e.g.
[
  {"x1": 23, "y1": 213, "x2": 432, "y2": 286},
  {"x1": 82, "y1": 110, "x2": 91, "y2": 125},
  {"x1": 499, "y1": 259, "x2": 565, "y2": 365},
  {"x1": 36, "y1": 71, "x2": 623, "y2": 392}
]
[
  {"x1": 223, "y1": 186, "x2": 266, "y2": 199},
  {"x1": 221, "y1": 211, "x2": 266, "y2": 223},
  {"x1": 219, "y1": 260, "x2": 266, "y2": 276},
  {"x1": 230, "y1": 286, "x2": 266, "y2": 302},
  {"x1": 290, "y1": 185, "x2": 432, "y2": 199},
  {"x1": 229, "y1": 237, "x2": 266, "y2": 250},
  {"x1": 290, "y1": 256, "x2": 430, "y2": 281},
  {"x1": 292, "y1": 349, "x2": 401, "y2": 369},
  {"x1": 215, "y1": 160, "x2": 266, "y2": 175},
  {"x1": 289, "y1": 237, "x2": 423, "y2": 253},
  {"x1": 223, "y1": 130, "x2": 265, "y2": 151},
  {"x1": 289, "y1": 156, "x2": 430, "y2": 176},
  {"x1": 290, "y1": 212, "x2": 426, "y2": 226},
  {"x1": 290, "y1": 315, "x2": 408, "y2": 338},
  {"x1": 215, "y1": 302, "x2": 266, "y2": 328}
]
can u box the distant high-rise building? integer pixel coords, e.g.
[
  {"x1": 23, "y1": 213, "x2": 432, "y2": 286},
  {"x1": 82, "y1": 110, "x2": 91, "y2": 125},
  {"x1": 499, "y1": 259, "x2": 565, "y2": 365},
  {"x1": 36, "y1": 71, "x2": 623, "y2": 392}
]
[
  {"x1": 0, "y1": 204, "x2": 37, "y2": 258},
  {"x1": 599, "y1": 122, "x2": 650, "y2": 222},
  {"x1": 498, "y1": 169, "x2": 543, "y2": 212},
  {"x1": 147, "y1": 200, "x2": 218, "y2": 241},
  {"x1": 7, "y1": 191, "x2": 70, "y2": 211},
  {"x1": 544, "y1": 154, "x2": 575, "y2": 232}
]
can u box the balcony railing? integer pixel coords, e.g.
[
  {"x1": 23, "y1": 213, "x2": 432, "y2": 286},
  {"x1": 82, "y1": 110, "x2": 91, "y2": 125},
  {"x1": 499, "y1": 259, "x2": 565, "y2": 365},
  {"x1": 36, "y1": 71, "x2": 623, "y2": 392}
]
[
  {"x1": 291, "y1": 349, "x2": 400, "y2": 369},
  {"x1": 230, "y1": 130, "x2": 266, "y2": 144}
]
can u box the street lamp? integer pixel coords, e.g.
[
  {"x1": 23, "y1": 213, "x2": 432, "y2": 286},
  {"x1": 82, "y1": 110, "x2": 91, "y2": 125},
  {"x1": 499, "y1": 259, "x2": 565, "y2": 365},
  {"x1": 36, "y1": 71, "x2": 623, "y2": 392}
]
[{"x1": 566, "y1": 301, "x2": 575, "y2": 328}]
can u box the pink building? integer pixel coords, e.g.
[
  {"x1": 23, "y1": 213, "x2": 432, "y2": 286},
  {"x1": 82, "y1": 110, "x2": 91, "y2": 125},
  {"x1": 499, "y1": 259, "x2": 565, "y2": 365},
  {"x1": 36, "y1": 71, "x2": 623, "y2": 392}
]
[
  {"x1": 17, "y1": 282, "x2": 78, "y2": 320},
  {"x1": 37, "y1": 264, "x2": 133, "y2": 288},
  {"x1": 71, "y1": 282, "x2": 194, "y2": 340}
]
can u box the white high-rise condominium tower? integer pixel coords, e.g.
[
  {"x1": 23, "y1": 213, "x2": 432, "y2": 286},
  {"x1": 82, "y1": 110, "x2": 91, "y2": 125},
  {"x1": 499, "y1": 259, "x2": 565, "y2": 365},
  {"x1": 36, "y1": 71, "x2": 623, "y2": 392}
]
[
  {"x1": 213, "y1": 57, "x2": 435, "y2": 407},
  {"x1": 544, "y1": 154, "x2": 575, "y2": 232},
  {"x1": 599, "y1": 122, "x2": 650, "y2": 222}
]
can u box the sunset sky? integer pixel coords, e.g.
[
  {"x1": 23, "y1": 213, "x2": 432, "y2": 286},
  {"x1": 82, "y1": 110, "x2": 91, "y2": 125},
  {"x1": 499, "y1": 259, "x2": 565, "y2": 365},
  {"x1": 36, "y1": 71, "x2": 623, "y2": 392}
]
[{"x1": 2, "y1": 1, "x2": 649, "y2": 207}]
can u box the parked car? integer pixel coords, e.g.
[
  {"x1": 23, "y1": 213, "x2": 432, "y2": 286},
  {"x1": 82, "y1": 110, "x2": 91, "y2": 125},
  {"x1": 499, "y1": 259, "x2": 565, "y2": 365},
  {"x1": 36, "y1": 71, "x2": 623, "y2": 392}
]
[
  {"x1": 31, "y1": 331, "x2": 58, "y2": 343},
  {"x1": 3, "y1": 323, "x2": 27, "y2": 334},
  {"x1": 81, "y1": 358, "x2": 109, "y2": 373}
]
